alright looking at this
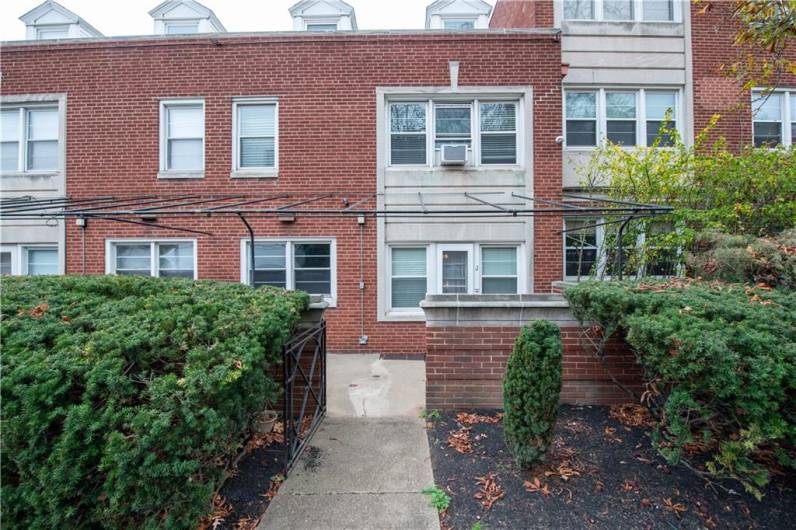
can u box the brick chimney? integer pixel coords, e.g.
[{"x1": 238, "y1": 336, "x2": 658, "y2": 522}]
[{"x1": 489, "y1": 0, "x2": 554, "y2": 29}]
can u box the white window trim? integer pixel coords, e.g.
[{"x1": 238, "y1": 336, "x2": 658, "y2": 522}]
[
  {"x1": 751, "y1": 89, "x2": 795, "y2": 147},
  {"x1": 385, "y1": 242, "x2": 527, "y2": 317},
  {"x1": 442, "y1": 17, "x2": 478, "y2": 29},
  {"x1": 231, "y1": 97, "x2": 279, "y2": 178},
  {"x1": 105, "y1": 239, "x2": 198, "y2": 279},
  {"x1": 387, "y1": 97, "x2": 522, "y2": 169},
  {"x1": 158, "y1": 99, "x2": 205, "y2": 179},
  {"x1": 562, "y1": 0, "x2": 680, "y2": 23},
  {"x1": 36, "y1": 25, "x2": 70, "y2": 39},
  {"x1": 387, "y1": 245, "x2": 433, "y2": 314},
  {"x1": 564, "y1": 87, "x2": 683, "y2": 151},
  {"x1": 239, "y1": 238, "x2": 337, "y2": 307},
  {"x1": 164, "y1": 21, "x2": 200, "y2": 34},
  {"x1": 0, "y1": 244, "x2": 62, "y2": 276},
  {"x1": 1, "y1": 101, "x2": 63, "y2": 175},
  {"x1": 303, "y1": 18, "x2": 341, "y2": 31}
]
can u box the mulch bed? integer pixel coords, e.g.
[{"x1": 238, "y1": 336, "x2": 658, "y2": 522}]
[
  {"x1": 426, "y1": 405, "x2": 796, "y2": 530},
  {"x1": 203, "y1": 430, "x2": 288, "y2": 530}
]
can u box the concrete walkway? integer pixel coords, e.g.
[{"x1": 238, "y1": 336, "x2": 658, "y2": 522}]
[{"x1": 258, "y1": 354, "x2": 440, "y2": 530}]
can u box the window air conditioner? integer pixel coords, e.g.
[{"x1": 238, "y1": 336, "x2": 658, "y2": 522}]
[{"x1": 440, "y1": 144, "x2": 468, "y2": 166}]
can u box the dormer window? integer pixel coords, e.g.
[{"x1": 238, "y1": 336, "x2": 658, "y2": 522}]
[
  {"x1": 165, "y1": 21, "x2": 199, "y2": 34},
  {"x1": 290, "y1": 1, "x2": 357, "y2": 32},
  {"x1": 426, "y1": 0, "x2": 492, "y2": 30},
  {"x1": 20, "y1": 1, "x2": 103, "y2": 40},
  {"x1": 149, "y1": 0, "x2": 226, "y2": 36}
]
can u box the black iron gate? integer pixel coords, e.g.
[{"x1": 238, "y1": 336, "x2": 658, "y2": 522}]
[{"x1": 282, "y1": 319, "x2": 327, "y2": 475}]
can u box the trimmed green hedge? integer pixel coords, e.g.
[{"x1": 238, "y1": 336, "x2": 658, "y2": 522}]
[
  {"x1": 1, "y1": 275, "x2": 308, "y2": 529},
  {"x1": 503, "y1": 321, "x2": 562, "y2": 468},
  {"x1": 565, "y1": 280, "x2": 796, "y2": 498}
]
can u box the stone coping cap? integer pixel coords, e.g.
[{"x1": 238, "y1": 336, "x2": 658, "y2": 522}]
[{"x1": 421, "y1": 294, "x2": 569, "y2": 308}]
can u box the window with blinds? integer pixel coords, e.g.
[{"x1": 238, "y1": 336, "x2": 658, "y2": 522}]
[
  {"x1": 391, "y1": 247, "x2": 427, "y2": 309},
  {"x1": 161, "y1": 101, "x2": 204, "y2": 172},
  {"x1": 245, "y1": 241, "x2": 334, "y2": 298},
  {"x1": 112, "y1": 241, "x2": 195, "y2": 278},
  {"x1": 1, "y1": 105, "x2": 59, "y2": 173},
  {"x1": 481, "y1": 247, "x2": 518, "y2": 294},
  {"x1": 390, "y1": 103, "x2": 427, "y2": 165},
  {"x1": 235, "y1": 102, "x2": 277, "y2": 170},
  {"x1": 480, "y1": 102, "x2": 517, "y2": 164},
  {"x1": 24, "y1": 247, "x2": 58, "y2": 276}
]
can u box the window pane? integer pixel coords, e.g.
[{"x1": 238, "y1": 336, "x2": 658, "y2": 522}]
[
  {"x1": 791, "y1": 95, "x2": 796, "y2": 122},
  {"x1": 565, "y1": 219, "x2": 598, "y2": 248},
  {"x1": 443, "y1": 20, "x2": 475, "y2": 29},
  {"x1": 294, "y1": 243, "x2": 331, "y2": 268},
  {"x1": 566, "y1": 120, "x2": 597, "y2": 146},
  {"x1": 435, "y1": 106, "x2": 471, "y2": 140},
  {"x1": 306, "y1": 23, "x2": 338, "y2": 31},
  {"x1": 645, "y1": 92, "x2": 676, "y2": 120},
  {"x1": 482, "y1": 277, "x2": 517, "y2": 294},
  {"x1": 481, "y1": 134, "x2": 517, "y2": 164},
  {"x1": 2, "y1": 110, "x2": 19, "y2": 142},
  {"x1": 606, "y1": 92, "x2": 636, "y2": 119},
  {"x1": 254, "y1": 270, "x2": 287, "y2": 289},
  {"x1": 166, "y1": 23, "x2": 198, "y2": 34},
  {"x1": 482, "y1": 247, "x2": 517, "y2": 276},
  {"x1": 239, "y1": 105, "x2": 275, "y2": 137},
  {"x1": 167, "y1": 105, "x2": 203, "y2": 138},
  {"x1": 566, "y1": 249, "x2": 598, "y2": 277},
  {"x1": 644, "y1": 0, "x2": 673, "y2": 21},
  {"x1": 116, "y1": 244, "x2": 151, "y2": 275},
  {"x1": 752, "y1": 94, "x2": 782, "y2": 122},
  {"x1": 392, "y1": 278, "x2": 427, "y2": 308},
  {"x1": 254, "y1": 243, "x2": 286, "y2": 269},
  {"x1": 566, "y1": 92, "x2": 596, "y2": 119},
  {"x1": 607, "y1": 121, "x2": 637, "y2": 145},
  {"x1": 481, "y1": 103, "x2": 516, "y2": 132},
  {"x1": 26, "y1": 248, "x2": 58, "y2": 276},
  {"x1": 158, "y1": 243, "x2": 194, "y2": 278},
  {"x1": 27, "y1": 109, "x2": 58, "y2": 140},
  {"x1": 646, "y1": 120, "x2": 676, "y2": 146},
  {"x1": 168, "y1": 139, "x2": 203, "y2": 170},
  {"x1": 441, "y1": 250, "x2": 468, "y2": 294},
  {"x1": 294, "y1": 277, "x2": 331, "y2": 296},
  {"x1": 753, "y1": 122, "x2": 782, "y2": 147},
  {"x1": 391, "y1": 104, "x2": 426, "y2": 132},
  {"x1": 604, "y1": 0, "x2": 633, "y2": 20},
  {"x1": 391, "y1": 134, "x2": 426, "y2": 164},
  {"x1": 27, "y1": 140, "x2": 58, "y2": 171},
  {"x1": 392, "y1": 248, "x2": 426, "y2": 276},
  {"x1": 37, "y1": 27, "x2": 69, "y2": 39},
  {"x1": 1, "y1": 142, "x2": 19, "y2": 171},
  {"x1": 240, "y1": 138, "x2": 275, "y2": 168},
  {"x1": 564, "y1": 0, "x2": 594, "y2": 19},
  {"x1": 1, "y1": 252, "x2": 12, "y2": 275}
]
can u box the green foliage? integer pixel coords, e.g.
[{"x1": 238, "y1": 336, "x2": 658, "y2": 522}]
[
  {"x1": 503, "y1": 321, "x2": 563, "y2": 469},
  {"x1": 421, "y1": 485, "x2": 451, "y2": 513},
  {"x1": 1, "y1": 275, "x2": 309, "y2": 529},
  {"x1": 565, "y1": 280, "x2": 796, "y2": 498},
  {"x1": 420, "y1": 409, "x2": 441, "y2": 420},
  {"x1": 687, "y1": 229, "x2": 796, "y2": 289}
]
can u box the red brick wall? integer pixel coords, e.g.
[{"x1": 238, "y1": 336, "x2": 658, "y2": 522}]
[
  {"x1": 489, "y1": 0, "x2": 555, "y2": 29},
  {"x1": 1, "y1": 32, "x2": 563, "y2": 354},
  {"x1": 690, "y1": 1, "x2": 796, "y2": 149},
  {"x1": 426, "y1": 326, "x2": 641, "y2": 409}
]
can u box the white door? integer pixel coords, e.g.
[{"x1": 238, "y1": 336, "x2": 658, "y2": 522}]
[{"x1": 437, "y1": 244, "x2": 473, "y2": 294}]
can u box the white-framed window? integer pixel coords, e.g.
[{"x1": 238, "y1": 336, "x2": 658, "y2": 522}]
[
  {"x1": 1, "y1": 105, "x2": 59, "y2": 173},
  {"x1": 390, "y1": 247, "x2": 429, "y2": 310},
  {"x1": 388, "y1": 99, "x2": 520, "y2": 167},
  {"x1": 0, "y1": 244, "x2": 60, "y2": 276},
  {"x1": 752, "y1": 90, "x2": 795, "y2": 147},
  {"x1": 165, "y1": 21, "x2": 199, "y2": 35},
  {"x1": 36, "y1": 25, "x2": 70, "y2": 39},
  {"x1": 232, "y1": 99, "x2": 278, "y2": 175},
  {"x1": 159, "y1": 100, "x2": 204, "y2": 175},
  {"x1": 564, "y1": 88, "x2": 679, "y2": 148},
  {"x1": 107, "y1": 240, "x2": 197, "y2": 279},
  {"x1": 306, "y1": 23, "x2": 338, "y2": 31},
  {"x1": 563, "y1": 0, "x2": 677, "y2": 21},
  {"x1": 387, "y1": 243, "x2": 524, "y2": 312},
  {"x1": 241, "y1": 239, "x2": 337, "y2": 304},
  {"x1": 443, "y1": 19, "x2": 476, "y2": 29}
]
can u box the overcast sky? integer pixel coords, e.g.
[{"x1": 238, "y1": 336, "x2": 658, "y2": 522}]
[{"x1": 1, "y1": 0, "x2": 482, "y2": 40}]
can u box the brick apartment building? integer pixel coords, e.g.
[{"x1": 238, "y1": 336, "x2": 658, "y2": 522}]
[{"x1": 2, "y1": 0, "x2": 794, "y2": 401}]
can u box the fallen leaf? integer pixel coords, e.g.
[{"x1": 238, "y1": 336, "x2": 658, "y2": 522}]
[
  {"x1": 456, "y1": 412, "x2": 502, "y2": 425},
  {"x1": 523, "y1": 477, "x2": 551, "y2": 496},
  {"x1": 662, "y1": 497, "x2": 688, "y2": 518},
  {"x1": 474, "y1": 473, "x2": 505, "y2": 509},
  {"x1": 447, "y1": 428, "x2": 473, "y2": 454}
]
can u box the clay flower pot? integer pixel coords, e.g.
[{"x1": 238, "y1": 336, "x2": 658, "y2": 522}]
[{"x1": 254, "y1": 410, "x2": 278, "y2": 434}]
